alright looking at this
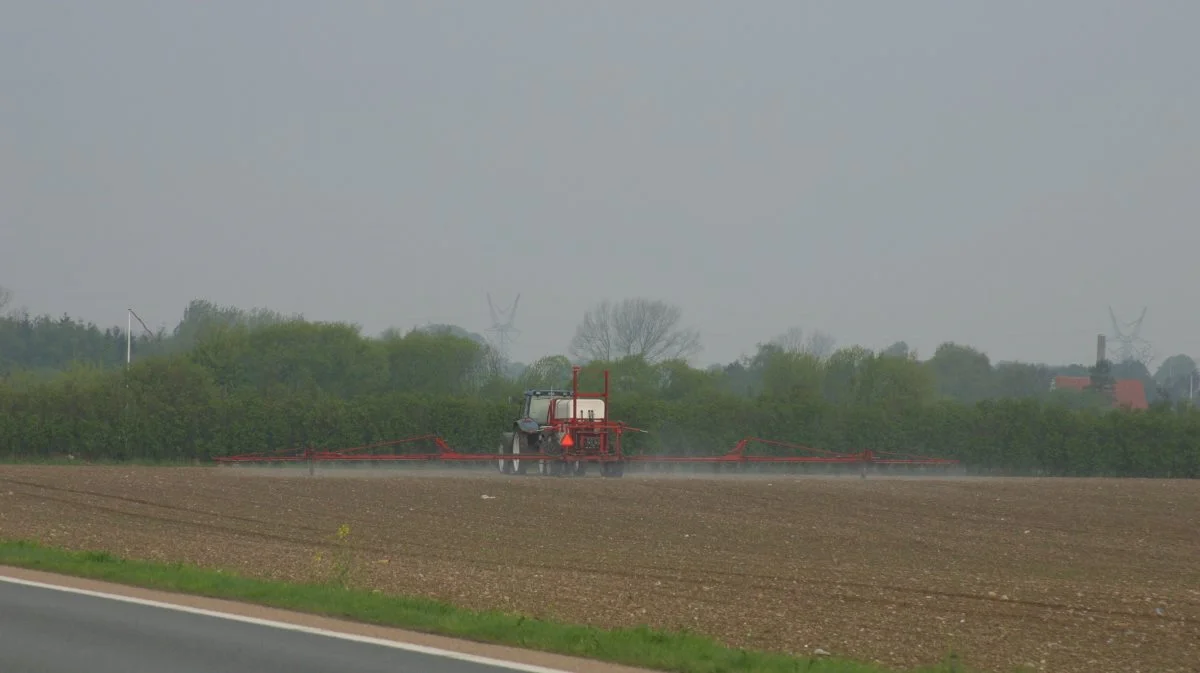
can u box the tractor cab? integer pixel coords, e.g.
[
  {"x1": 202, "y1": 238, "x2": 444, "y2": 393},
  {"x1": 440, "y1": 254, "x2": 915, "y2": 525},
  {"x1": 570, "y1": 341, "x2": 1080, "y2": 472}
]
[{"x1": 520, "y1": 389, "x2": 570, "y2": 426}]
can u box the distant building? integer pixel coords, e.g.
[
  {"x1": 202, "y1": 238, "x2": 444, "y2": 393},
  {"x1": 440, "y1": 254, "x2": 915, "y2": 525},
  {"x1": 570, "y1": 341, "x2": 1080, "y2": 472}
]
[{"x1": 1050, "y1": 375, "x2": 1148, "y2": 410}]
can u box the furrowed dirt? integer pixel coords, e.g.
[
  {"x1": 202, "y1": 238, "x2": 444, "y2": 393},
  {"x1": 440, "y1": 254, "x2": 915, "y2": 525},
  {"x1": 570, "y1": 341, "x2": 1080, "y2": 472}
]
[{"x1": 1, "y1": 465, "x2": 1197, "y2": 673}]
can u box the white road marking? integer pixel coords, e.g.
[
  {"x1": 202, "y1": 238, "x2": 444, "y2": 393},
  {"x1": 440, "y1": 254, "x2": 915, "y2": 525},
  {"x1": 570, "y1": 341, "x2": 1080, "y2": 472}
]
[{"x1": 0, "y1": 574, "x2": 575, "y2": 673}]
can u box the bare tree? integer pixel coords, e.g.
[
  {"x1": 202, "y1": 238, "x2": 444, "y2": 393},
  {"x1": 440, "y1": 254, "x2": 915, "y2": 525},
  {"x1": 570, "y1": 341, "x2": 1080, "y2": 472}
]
[
  {"x1": 0, "y1": 285, "x2": 10, "y2": 314},
  {"x1": 569, "y1": 298, "x2": 702, "y2": 363},
  {"x1": 771, "y1": 327, "x2": 807, "y2": 353},
  {"x1": 468, "y1": 341, "x2": 508, "y2": 389},
  {"x1": 805, "y1": 330, "x2": 837, "y2": 359},
  {"x1": 770, "y1": 326, "x2": 836, "y2": 359}
]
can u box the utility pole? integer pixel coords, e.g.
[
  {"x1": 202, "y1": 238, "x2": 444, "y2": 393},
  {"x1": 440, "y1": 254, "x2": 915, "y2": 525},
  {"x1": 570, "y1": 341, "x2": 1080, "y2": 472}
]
[{"x1": 126, "y1": 307, "x2": 154, "y2": 366}]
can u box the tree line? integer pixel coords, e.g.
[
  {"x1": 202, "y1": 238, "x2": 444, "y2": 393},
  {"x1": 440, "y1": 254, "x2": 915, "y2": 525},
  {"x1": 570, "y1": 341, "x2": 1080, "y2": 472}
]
[
  {"x1": 3, "y1": 295, "x2": 1194, "y2": 406},
  {"x1": 0, "y1": 295, "x2": 1196, "y2": 477}
]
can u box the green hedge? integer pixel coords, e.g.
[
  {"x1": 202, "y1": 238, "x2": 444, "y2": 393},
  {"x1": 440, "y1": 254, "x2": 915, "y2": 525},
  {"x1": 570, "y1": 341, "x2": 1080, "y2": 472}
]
[{"x1": 1, "y1": 355, "x2": 1197, "y2": 477}]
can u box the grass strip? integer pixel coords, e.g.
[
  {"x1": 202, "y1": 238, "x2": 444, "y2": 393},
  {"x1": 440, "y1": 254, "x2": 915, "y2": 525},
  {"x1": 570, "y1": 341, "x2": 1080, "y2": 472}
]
[{"x1": 0, "y1": 539, "x2": 962, "y2": 673}]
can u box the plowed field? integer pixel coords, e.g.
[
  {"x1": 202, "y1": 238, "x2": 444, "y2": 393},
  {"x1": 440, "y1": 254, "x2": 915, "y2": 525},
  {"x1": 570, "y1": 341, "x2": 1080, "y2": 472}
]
[{"x1": 1, "y1": 465, "x2": 1197, "y2": 673}]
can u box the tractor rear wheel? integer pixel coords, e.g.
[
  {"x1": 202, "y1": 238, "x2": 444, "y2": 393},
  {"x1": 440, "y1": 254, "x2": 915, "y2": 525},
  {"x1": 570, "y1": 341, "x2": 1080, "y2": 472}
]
[{"x1": 540, "y1": 436, "x2": 565, "y2": 477}]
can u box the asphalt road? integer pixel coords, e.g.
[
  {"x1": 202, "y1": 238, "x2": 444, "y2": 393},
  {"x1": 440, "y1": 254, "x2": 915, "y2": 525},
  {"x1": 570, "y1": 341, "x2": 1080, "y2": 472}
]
[{"x1": 0, "y1": 577, "x2": 572, "y2": 673}]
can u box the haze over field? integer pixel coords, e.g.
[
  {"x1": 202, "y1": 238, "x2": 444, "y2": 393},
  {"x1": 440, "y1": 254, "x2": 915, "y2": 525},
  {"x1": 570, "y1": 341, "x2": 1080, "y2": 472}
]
[{"x1": 2, "y1": 1, "x2": 1198, "y2": 367}]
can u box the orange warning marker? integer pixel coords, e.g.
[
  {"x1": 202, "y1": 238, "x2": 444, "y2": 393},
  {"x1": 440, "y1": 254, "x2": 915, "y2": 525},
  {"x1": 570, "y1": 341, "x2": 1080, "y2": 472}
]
[{"x1": 560, "y1": 432, "x2": 574, "y2": 447}]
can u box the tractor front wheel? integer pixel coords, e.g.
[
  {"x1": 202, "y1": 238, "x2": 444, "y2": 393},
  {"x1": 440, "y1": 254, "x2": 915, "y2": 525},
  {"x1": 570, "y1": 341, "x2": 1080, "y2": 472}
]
[
  {"x1": 510, "y1": 430, "x2": 528, "y2": 475},
  {"x1": 498, "y1": 432, "x2": 514, "y2": 474}
]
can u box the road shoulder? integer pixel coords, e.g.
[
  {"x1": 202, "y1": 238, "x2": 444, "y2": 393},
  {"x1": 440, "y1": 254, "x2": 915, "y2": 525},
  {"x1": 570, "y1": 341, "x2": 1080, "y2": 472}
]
[{"x1": 0, "y1": 564, "x2": 654, "y2": 673}]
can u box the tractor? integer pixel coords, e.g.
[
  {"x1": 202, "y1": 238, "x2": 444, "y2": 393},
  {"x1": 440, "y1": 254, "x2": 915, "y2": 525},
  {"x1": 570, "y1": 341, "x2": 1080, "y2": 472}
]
[{"x1": 498, "y1": 366, "x2": 627, "y2": 478}]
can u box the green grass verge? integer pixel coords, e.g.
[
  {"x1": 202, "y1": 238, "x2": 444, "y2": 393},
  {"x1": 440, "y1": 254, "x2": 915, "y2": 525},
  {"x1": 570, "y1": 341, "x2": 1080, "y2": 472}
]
[{"x1": 0, "y1": 538, "x2": 963, "y2": 673}]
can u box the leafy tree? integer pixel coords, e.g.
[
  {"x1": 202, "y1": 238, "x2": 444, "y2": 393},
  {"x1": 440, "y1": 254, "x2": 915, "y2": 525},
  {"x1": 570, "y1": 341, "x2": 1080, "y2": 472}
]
[
  {"x1": 925, "y1": 342, "x2": 994, "y2": 404},
  {"x1": 577, "y1": 355, "x2": 665, "y2": 397},
  {"x1": 378, "y1": 327, "x2": 491, "y2": 396},
  {"x1": 715, "y1": 358, "x2": 756, "y2": 397},
  {"x1": 821, "y1": 345, "x2": 875, "y2": 405},
  {"x1": 992, "y1": 361, "x2": 1052, "y2": 399},
  {"x1": 409, "y1": 323, "x2": 488, "y2": 347},
  {"x1": 1154, "y1": 354, "x2": 1198, "y2": 402},
  {"x1": 0, "y1": 311, "x2": 141, "y2": 373},
  {"x1": 171, "y1": 299, "x2": 301, "y2": 351},
  {"x1": 882, "y1": 341, "x2": 911, "y2": 359},
  {"x1": 853, "y1": 351, "x2": 935, "y2": 415},
  {"x1": 755, "y1": 344, "x2": 825, "y2": 405},
  {"x1": 656, "y1": 358, "x2": 724, "y2": 401},
  {"x1": 519, "y1": 355, "x2": 573, "y2": 390}
]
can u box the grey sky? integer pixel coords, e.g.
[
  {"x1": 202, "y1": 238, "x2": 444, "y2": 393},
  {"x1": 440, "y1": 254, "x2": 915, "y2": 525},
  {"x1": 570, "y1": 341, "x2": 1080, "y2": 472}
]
[{"x1": 2, "y1": 1, "x2": 1197, "y2": 368}]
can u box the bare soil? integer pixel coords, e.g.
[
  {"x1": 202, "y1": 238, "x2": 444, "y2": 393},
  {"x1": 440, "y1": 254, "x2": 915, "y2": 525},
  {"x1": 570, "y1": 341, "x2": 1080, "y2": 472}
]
[{"x1": 1, "y1": 465, "x2": 1197, "y2": 673}]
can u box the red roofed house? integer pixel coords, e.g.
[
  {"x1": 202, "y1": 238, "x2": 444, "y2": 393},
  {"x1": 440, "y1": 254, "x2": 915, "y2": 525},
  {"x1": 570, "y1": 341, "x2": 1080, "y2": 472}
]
[{"x1": 1051, "y1": 375, "x2": 1148, "y2": 410}]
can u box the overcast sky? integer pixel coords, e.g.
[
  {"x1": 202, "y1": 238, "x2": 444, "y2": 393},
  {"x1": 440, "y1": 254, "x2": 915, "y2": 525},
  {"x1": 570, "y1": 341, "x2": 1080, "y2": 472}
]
[{"x1": 2, "y1": 1, "x2": 1197, "y2": 368}]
